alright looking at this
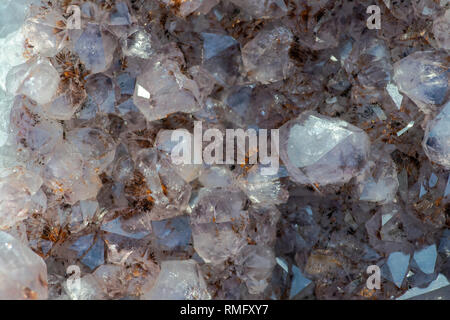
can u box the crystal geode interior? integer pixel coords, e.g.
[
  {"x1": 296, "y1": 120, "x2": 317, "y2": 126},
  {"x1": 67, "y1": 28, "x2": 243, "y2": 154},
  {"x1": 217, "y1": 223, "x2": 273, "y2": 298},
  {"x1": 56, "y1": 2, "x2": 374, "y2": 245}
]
[{"x1": 0, "y1": 0, "x2": 449, "y2": 300}]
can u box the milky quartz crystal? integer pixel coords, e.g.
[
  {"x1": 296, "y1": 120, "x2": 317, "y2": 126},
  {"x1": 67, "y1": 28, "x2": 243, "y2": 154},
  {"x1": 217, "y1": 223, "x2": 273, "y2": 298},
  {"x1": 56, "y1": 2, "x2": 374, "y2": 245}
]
[
  {"x1": 22, "y1": 9, "x2": 68, "y2": 57},
  {"x1": 133, "y1": 44, "x2": 202, "y2": 121},
  {"x1": 141, "y1": 260, "x2": 210, "y2": 300},
  {"x1": 433, "y1": 9, "x2": 450, "y2": 50},
  {"x1": 236, "y1": 245, "x2": 276, "y2": 294},
  {"x1": 242, "y1": 25, "x2": 293, "y2": 84},
  {"x1": 230, "y1": 0, "x2": 288, "y2": 19},
  {"x1": 121, "y1": 28, "x2": 156, "y2": 59},
  {"x1": 237, "y1": 164, "x2": 289, "y2": 205},
  {"x1": 393, "y1": 51, "x2": 449, "y2": 114},
  {"x1": 0, "y1": 29, "x2": 27, "y2": 92},
  {"x1": 423, "y1": 101, "x2": 450, "y2": 169},
  {"x1": 0, "y1": 231, "x2": 47, "y2": 299},
  {"x1": 0, "y1": 0, "x2": 448, "y2": 301},
  {"x1": 6, "y1": 58, "x2": 60, "y2": 105},
  {"x1": 10, "y1": 96, "x2": 63, "y2": 162},
  {"x1": 162, "y1": 0, "x2": 219, "y2": 17},
  {"x1": 0, "y1": 167, "x2": 43, "y2": 229},
  {"x1": 280, "y1": 112, "x2": 370, "y2": 185},
  {"x1": 43, "y1": 142, "x2": 102, "y2": 205},
  {"x1": 74, "y1": 23, "x2": 117, "y2": 74},
  {"x1": 189, "y1": 188, "x2": 248, "y2": 264}
]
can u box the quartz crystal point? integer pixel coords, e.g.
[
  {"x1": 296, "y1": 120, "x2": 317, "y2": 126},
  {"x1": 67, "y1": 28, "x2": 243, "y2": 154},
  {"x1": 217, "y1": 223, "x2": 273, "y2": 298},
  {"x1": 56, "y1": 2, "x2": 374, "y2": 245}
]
[
  {"x1": 121, "y1": 28, "x2": 156, "y2": 59},
  {"x1": 201, "y1": 32, "x2": 241, "y2": 86},
  {"x1": 107, "y1": 1, "x2": 132, "y2": 26},
  {"x1": 151, "y1": 216, "x2": 191, "y2": 251},
  {"x1": 133, "y1": 148, "x2": 192, "y2": 220},
  {"x1": 22, "y1": 9, "x2": 67, "y2": 57},
  {"x1": 358, "y1": 150, "x2": 399, "y2": 204},
  {"x1": 198, "y1": 166, "x2": 234, "y2": 188},
  {"x1": 162, "y1": 0, "x2": 219, "y2": 17},
  {"x1": 6, "y1": 58, "x2": 60, "y2": 105},
  {"x1": 133, "y1": 44, "x2": 202, "y2": 121},
  {"x1": 74, "y1": 23, "x2": 117, "y2": 74},
  {"x1": 64, "y1": 274, "x2": 104, "y2": 300},
  {"x1": 393, "y1": 51, "x2": 449, "y2": 113},
  {"x1": 190, "y1": 188, "x2": 248, "y2": 264},
  {"x1": 279, "y1": 112, "x2": 370, "y2": 185},
  {"x1": 423, "y1": 101, "x2": 450, "y2": 169},
  {"x1": 0, "y1": 231, "x2": 48, "y2": 299},
  {"x1": 141, "y1": 260, "x2": 211, "y2": 300},
  {"x1": 237, "y1": 245, "x2": 276, "y2": 294},
  {"x1": 230, "y1": 0, "x2": 288, "y2": 19},
  {"x1": 0, "y1": 167, "x2": 43, "y2": 229},
  {"x1": 66, "y1": 128, "x2": 116, "y2": 173},
  {"x1": 242, "y1": 25, "x2": 293, "y2": 84},
  {"x1": 43, "y1": 142, "x2": 102, "y2": 205},
  {"x1": 10, "y1": 97, "x2": 63, "y2": 162},
  {"x1": 237, "y1": 165, "x2": 289, "y2": 205},
  {"x1": 433, "y1": 9, "x2": 450, "y2": 50}
]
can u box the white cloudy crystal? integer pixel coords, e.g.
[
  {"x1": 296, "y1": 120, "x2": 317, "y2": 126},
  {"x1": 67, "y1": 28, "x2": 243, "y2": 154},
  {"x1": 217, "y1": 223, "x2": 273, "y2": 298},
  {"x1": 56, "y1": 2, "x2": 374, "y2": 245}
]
[
  {"x1": 0, "y1": 89, "x2": 14, "y2": 147},
  {"x1": 230, "y1": 0, "x2": 288, "y2": 19},
  {"x1": 0, "y1": 167, "x2": 43, "y2": 229},
  {"x1": 43, "y1": 142, "x2": 102, "y2": 205},
  {"x1": 237, "y1": 245, "x2": 276, "y2": 294},
  {"x1": 393, "y1": 51, "x2": 448, "y2": 113},
  {"x1": 280, "y1": 112, "x2": 370, "y2": 185},
  {"x1": 433, "y1": 9, "x2": 450, "y2": 50},
  {"x1": 74, "y1": 23, "x2": 117, "y2": 74},
  {"x1": 22, "y1": 9, "x2": 67, "y2": 57},
  {"x1": 0, "y1": 29, "x2": 27, "y2": 92},
  {"x1": 190, "y1": 188, "x2": 248, "y2": 264},
  {"x1": 0, "y1": 231, "x2": 48, "y2": 299},
  {"x1": 133, "y1": 44, "x2": 202, "y2": 121},
  {"x1": 6, "y1": 58, "x2": 60, "y2": 105},
  {"x1": 141, "y1": 260, "x2": 210, "y2": 300},
  {"x1": 162, "y1": 0, "x2": 219, "y2": 17},
  {"x1": 423, "y1": 101, "x2": 450, "y2": 169},
  {"x1": 242, "y1": 25, "x2": 293, "y2": 84}
]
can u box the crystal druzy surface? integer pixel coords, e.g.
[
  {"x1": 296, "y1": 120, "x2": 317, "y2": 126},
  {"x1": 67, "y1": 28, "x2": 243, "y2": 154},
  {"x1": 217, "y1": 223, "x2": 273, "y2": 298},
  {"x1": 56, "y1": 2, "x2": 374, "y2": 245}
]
[{"x1": 0, "y1": 0, "x2": 448, "y2": 300}]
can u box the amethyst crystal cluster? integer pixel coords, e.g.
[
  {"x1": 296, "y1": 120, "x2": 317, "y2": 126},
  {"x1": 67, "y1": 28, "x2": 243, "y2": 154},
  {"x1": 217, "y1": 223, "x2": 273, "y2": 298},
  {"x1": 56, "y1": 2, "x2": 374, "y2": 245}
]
[{"x1": 0, "y1": 0, "x2": 448, "y2": 300}]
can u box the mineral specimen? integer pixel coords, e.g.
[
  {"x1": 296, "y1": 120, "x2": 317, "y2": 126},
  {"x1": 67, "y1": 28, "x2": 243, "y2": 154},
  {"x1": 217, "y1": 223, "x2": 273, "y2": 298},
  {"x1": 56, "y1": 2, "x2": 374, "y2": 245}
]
[
  {"x1": 0, "y1": 0, "x2": 448, "y2": 301},
  {"x1": 0, "y1": 231, "x2": 47, "y2": 299},
  {"x1": 423, "y1": 101, "x2": 450, "y2": 169},
  {"x1": 279, "y1": 112, "x2": 370, "y2": 185}
]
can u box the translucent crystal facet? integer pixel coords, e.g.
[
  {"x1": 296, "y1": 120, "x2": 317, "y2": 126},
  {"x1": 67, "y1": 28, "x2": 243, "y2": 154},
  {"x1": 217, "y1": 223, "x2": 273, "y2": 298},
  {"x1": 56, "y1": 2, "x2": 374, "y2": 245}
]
[
  {"x1": 280, "y1": 112, "x2": 370, "y2": 185},
  {"x1": 0, "y1": 231, "x2": 48, "y2": 299},
  {"x1": 141, "y1": 260, "x2": 210, "y2": 300}
]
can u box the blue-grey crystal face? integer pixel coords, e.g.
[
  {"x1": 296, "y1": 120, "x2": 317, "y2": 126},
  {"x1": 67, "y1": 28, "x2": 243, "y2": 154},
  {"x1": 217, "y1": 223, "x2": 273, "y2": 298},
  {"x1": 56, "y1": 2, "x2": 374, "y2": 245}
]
[{"x1": 75, "y1": 24, "x2": 106, "y2": 72}]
